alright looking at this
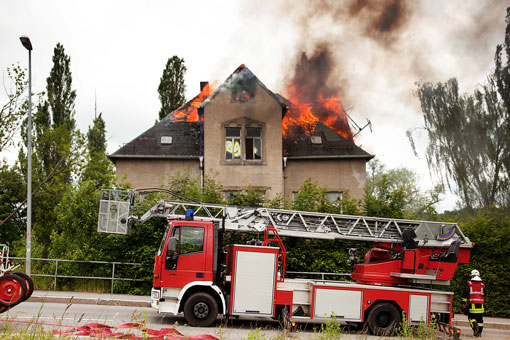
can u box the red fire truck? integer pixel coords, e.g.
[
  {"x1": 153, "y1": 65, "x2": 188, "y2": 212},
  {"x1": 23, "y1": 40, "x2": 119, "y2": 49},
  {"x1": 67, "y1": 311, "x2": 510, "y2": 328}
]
[{"x1": 98, "y1": 189, "x2": 471, "y2": 337}]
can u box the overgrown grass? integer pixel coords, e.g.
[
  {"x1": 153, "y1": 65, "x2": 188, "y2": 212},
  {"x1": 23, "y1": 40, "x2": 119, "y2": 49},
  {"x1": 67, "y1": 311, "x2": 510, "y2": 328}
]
[{"x1": 397, "y1": 312, "x2": 438, "y2": 340}]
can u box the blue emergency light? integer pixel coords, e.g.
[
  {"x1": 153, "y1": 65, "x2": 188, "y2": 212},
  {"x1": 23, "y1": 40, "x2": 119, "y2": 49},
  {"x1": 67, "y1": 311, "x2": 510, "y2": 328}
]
[{"x1": 185, "y1": 209, "x2": 194, "y2": 221}]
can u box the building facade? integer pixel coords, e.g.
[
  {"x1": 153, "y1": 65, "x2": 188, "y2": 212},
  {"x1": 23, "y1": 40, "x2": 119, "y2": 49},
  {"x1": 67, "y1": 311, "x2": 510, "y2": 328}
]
[{"x1": 109, "y1": 65, "x2": 373, "y2": 201}]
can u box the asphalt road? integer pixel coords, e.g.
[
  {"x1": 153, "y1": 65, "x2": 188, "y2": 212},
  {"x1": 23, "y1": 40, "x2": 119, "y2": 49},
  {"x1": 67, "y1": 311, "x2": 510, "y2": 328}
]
[
  {"x1": 1, "y1": 301, "x2": 386, "y2": 339},
  {"x1": 3, "y1": 301, "x2": 509, "y2": 339}
]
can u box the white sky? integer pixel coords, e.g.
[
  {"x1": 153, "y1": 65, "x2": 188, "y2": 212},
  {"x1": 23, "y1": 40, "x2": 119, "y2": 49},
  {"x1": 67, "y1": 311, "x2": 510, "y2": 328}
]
[{"x1": 1, "y1": 0, "x2": 508, "y2": 211}]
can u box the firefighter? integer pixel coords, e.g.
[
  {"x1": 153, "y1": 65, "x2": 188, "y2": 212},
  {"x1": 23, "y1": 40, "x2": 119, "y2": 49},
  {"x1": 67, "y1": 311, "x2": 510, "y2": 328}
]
[{"x1": 462, "y1": 269, "x2": 486, "y2": 337}]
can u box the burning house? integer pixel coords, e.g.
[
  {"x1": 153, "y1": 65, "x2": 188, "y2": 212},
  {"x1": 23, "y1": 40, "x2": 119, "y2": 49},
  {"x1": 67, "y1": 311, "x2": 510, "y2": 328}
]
[{"x1": 109, "y1": 64, "x2": 373, "y2": 201}]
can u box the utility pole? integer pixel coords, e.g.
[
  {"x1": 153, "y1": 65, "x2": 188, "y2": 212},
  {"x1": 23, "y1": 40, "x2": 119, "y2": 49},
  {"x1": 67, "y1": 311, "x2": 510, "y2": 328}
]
[{"x1": 19, "y1": 35, "x2": 33, "y2": 276}]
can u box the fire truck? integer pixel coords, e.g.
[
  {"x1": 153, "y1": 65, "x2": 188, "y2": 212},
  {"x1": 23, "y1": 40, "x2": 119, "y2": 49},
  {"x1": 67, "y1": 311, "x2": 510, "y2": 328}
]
[{"x1": 98, "y1": 189, "x2": 471, "y2": 337}]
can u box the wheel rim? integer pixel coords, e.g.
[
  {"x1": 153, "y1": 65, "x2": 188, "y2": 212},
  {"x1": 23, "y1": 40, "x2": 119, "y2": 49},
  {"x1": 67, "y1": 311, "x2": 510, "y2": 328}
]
[
  {"x1": 193, "y1": 302, "x2": 209, "y2": 319},
  {"x1": 0, "y1": 277, "x2": 23, "y2": 303},
  {"x1": 376, "y1": 311, "x2": 392, "y2": 328}
]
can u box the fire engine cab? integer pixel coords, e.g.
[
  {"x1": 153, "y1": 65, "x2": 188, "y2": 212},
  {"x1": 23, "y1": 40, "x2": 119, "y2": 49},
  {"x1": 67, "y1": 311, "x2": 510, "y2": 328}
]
[{"x1": 98, "y1": 189, "x2": 471, "y2": 337}]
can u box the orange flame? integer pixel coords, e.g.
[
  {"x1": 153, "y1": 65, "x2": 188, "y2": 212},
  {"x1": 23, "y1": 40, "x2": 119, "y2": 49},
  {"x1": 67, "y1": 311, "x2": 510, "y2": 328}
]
[
  {"x1": 282, "y1": 85, "x2": 353, "y2": 141},
  {"x1": 168, "y1": 82, "x2": 216, "y2": 122}
]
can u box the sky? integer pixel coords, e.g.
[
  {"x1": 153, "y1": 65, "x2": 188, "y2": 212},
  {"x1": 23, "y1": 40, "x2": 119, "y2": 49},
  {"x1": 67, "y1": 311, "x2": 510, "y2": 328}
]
[{"x1": 0, "y1": 0, "x2": 508, "y2": 211}]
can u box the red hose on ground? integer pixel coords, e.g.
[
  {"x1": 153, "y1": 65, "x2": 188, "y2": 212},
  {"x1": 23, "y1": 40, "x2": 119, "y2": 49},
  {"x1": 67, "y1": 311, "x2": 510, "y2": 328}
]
[{"x1": 0, "y1": 318, "x2": 219, "y2": 339}]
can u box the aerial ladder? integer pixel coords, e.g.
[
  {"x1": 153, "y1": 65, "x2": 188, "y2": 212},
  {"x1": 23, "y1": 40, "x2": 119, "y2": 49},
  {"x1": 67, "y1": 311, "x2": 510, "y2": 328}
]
[{"x1": 98, "y1": 188, "x2": 470, "y2": 337}]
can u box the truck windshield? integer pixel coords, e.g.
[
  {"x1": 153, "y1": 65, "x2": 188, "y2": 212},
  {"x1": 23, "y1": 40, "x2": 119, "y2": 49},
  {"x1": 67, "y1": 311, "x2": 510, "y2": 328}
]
[{"x1": 157, "y1": 226, "x2": 170, "y2": 256}]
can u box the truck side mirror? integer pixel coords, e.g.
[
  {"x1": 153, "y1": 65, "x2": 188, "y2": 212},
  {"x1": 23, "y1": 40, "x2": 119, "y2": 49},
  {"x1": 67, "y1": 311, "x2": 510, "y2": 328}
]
[{"x1": 168, "y1": 237, "x2": 177, "y2": 254}]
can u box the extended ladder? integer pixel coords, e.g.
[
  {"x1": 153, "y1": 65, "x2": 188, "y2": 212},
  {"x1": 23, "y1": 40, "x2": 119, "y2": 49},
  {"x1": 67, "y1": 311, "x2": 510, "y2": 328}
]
[{"x1": 97, "y1": 189, "x2": 472, "y2": 248}]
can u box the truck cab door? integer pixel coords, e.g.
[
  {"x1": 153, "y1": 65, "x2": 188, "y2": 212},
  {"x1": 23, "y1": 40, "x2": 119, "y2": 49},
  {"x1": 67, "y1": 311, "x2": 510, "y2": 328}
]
[{"x1": 162, "y1": 225, "x2": 207, "y2": 288}]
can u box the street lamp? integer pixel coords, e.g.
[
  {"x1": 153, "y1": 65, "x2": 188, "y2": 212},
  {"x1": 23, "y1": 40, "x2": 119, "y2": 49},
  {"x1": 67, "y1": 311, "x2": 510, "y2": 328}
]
[{"x1": 19, "y1": 35, "x2": 32, "y2": 276}]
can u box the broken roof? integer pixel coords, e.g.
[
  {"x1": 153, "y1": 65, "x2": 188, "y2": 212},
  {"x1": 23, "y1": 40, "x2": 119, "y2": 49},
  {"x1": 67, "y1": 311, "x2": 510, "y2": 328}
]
[
  {"x1": 200, "y1": 64, "x2": 286, "y2": 110},
  {"x1": 109, "y1": 64, "x2": 372, "y2": 161},
  {"x1": 283, "y1": 122, "x2": 373, "y2": 159}
]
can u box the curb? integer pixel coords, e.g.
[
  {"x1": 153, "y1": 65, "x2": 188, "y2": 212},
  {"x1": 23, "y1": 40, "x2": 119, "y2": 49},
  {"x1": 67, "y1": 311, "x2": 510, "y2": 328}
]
[
  {"x1": 452, "y1": 319, "x2": 510, "y2": 331},
  {"x1": 27, "y1": 295, "x2": 150, "y2": 308}
]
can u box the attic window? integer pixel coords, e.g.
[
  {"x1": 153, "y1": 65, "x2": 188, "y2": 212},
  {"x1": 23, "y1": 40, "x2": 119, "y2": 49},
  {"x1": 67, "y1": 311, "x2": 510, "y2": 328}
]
[
  {"x1": 161, "y1": 136, "x2": 173, "y2": 145},
  {"x1": 311, "y1": 136, "x2": 322, "y2": 144}
]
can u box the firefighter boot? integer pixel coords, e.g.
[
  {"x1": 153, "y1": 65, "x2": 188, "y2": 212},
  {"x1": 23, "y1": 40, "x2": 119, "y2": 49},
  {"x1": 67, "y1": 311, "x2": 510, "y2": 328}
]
[{"x1": 470, "y1": 319, "x2": 479, "y2": 337}]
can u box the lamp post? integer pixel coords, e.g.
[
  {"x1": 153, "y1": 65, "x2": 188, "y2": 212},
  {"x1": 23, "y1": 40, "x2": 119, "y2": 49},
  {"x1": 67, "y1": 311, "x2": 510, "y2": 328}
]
[{"x1": 19, "y1": 35, "x2": 32, "y2": 276}]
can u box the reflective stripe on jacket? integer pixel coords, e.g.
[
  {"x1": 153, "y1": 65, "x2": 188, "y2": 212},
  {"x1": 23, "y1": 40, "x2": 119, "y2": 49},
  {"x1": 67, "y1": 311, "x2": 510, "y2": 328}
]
[{"x1": 468, "y1": 281, "x2": 485, "y2": 304}]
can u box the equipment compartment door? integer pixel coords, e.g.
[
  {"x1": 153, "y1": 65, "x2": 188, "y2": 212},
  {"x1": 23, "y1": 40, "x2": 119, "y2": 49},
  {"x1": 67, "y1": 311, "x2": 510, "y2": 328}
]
[
  {"x1": 409, "y1": 294, "x2": 429, "y2": 324},
  {"x1": 313, "y1": 288, "x2": 362, "y2": 321},
  {"x1": 232, "y1": 250, "x2": 277, "y2": 315}
]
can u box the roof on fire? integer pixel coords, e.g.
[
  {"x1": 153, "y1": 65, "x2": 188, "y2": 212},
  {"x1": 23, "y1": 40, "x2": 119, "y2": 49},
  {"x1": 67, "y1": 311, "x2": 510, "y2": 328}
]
[
  {"x1": 200, "y1": 64, "x2": 287, "y2": 110},
  {"x1": 109, "y1": 65, "x2": 373, "y2": 161}
]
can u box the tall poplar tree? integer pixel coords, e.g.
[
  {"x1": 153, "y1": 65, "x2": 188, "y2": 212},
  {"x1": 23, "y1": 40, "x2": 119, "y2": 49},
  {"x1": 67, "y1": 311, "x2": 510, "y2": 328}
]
[
  {"x1": 17, "y1": 43, "x2": 82, "y2": 256},
  {"x1": 81, "y1": 113, "x2": 115, "y2": 188},
  {"x1": 158, "y1": 56, "x2": 186, "y2": 120}
]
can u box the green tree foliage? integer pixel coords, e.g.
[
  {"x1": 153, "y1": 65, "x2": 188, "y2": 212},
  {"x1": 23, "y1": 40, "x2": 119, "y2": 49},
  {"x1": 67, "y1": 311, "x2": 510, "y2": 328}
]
[
  {"x1": 365, "y1": 159, "x2": 441, "y2": 219},
  {"x1": 158, "y1": 56, "x2": 187, "y2": 120},
  {"x1": 495, "y1": 8, "x2": 510, "y2": 116},
  {"x1": 414, "y1": 78, "x2": 508, "y2": 213},
  {"x1": 412, "y1": 9, "x2": 510, "y2": 212},
  {"x1": 0, "y1": 64, "x2": 27, "y2": 153},
  {"x1": 15, "y1": 43, "x2": 84, "y2": 257},
  {"x1": 494, "y1": 8, "x2": 510, "y2": 208},
  {"x1": 292, "y1": 178, "x2": 332, "y2": 213},
  {"x1": 0, "y1": 164, "x2": 25, "y2": 246},
  {"x1": 450, "y1": 210, "x2": 510, "y2": 317},
  {"x1": 226, "y1": 187, "x2": 265, "y2": 208},
  {"x1": 81, "y1": 113, "x2": 115, "y2": 188},
  {"x1": 166, "y1": 169, "x2": 223, "y2": 204}
]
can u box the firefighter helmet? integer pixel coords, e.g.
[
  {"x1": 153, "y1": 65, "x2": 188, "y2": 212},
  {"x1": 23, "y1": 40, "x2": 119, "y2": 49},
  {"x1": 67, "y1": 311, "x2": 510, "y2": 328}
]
[{"x1": 471, "y1": 269, "x2": 480, "y2": 277}]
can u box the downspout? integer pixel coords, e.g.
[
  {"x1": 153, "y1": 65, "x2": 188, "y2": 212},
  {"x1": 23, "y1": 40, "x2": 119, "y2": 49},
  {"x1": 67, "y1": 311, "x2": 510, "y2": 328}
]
[
  {"x1": 199, "y1": 156, "x2": 204, "y2": 192},
  {"x1": 282, "y1": 157, "x2": 287, "y2": 200}
]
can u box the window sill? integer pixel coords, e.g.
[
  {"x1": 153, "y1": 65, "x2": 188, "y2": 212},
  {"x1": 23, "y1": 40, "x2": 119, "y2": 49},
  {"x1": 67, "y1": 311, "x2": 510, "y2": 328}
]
[{"x1": 221, "y1": 160, "x2": 266, "y2": 166}]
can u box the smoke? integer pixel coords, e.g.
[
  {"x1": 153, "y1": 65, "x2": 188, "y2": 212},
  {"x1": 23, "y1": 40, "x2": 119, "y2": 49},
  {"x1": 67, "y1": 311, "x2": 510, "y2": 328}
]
[{"x1": 289, "y1": 46, "x2": 338, "y2": 103}]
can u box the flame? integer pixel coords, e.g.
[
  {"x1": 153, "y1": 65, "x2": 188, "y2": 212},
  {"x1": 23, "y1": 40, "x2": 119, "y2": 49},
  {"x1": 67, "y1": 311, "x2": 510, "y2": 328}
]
[
  {"x1": 282, "y1": 85, "x2": 353, "y2": 141},
  {"x1": 167, "y1": 82, "x2": 216, "y2": 122}
]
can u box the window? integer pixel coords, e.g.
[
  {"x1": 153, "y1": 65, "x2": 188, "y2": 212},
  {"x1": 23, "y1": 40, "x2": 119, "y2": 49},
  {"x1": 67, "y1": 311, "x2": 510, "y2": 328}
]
[
  {"x1": 245, "y1": 127, "x2": 262, "y2": 160},
  {"x1": 327, "y1": 192, "x2": 343, "y2": 202},
  {"x1": 172, "y1": 226, "x2": 205, "y2": 255},
  {"x1": 224, "y1": 125, "x2": 263, "y2": 161},
  {"x1": 225, "y1": 127, "x2": 241, "y2": 160}
]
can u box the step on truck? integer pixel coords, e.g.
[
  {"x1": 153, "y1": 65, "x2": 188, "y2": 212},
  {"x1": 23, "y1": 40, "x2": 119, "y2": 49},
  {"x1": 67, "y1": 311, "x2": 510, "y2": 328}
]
[{"x1": 98, "y1": 188, "x2": 470, "y2": 337}]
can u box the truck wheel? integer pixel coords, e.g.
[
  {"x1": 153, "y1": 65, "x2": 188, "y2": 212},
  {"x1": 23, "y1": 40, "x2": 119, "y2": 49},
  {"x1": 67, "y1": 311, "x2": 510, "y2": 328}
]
[
  {"x1": 0, "y1": 274, "x2": 27, "y2": 308},
  {"x1": 14, "y1": 272, "x2": 34, "y2": 302},
  {"x1": 367, "y1": 302, "x2": 400, "y2": 336},
  {"x1": 183, "y1": 292, "x2": 218, "y2": 327}
]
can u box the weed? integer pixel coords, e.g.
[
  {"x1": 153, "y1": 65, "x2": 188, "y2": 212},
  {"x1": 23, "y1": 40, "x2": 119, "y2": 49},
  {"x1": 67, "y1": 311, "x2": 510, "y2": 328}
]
[
  {"x1": 397, "y1": 312, "x2": 439, "y2": 340},
  {"x1": 314, "y1": 314, "x2": 343, "y2": 340},
  {"x1": 242, "y1": 328, "x2": 268, "y2": 340}
]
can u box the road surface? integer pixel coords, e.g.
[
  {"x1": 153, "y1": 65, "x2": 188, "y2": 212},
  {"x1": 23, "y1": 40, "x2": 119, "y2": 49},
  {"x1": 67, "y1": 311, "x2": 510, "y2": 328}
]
[{"x1": 3, "y1": 301, "x2": 509, "y2": 339}]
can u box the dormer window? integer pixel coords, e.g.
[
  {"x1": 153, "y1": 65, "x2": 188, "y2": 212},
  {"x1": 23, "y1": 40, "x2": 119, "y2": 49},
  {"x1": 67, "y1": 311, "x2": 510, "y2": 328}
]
[{"x1": 161, "y1": 136, "x2": 173, "y2": 144}]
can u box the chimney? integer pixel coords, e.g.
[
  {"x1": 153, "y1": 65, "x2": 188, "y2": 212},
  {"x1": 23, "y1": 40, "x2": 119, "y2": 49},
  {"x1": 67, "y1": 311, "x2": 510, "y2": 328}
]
[{"x1": 200, "y1": 81, "x2": 209, "y2": 91}]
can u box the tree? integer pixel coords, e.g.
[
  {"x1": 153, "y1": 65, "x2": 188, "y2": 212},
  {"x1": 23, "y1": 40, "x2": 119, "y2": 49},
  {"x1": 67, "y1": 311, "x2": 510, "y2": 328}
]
[
  {"x1": 0, "y1": 164, "x2": 25, "y2": 246},
  {"x1": 158, "y1": 56, "x2": 187, "y2": 120},
  {"x1": 81, "y1": 113, "x2": 115, "y2": 188},
  {"x1": 0, "y1": 64, "x2": 27, "y2": 153},
  {"x1": 494, "y1": 7, "x2": 510, "y2": 209},
  {"x1": 365, "y1": 159, "x2": 442, "y2": 219},
  {"x1": 411, "y1": 9, "x2": 510, "y2": 212},
  {"x1": 15, "y1": 43, "x2": 83, "y2": 257},
  {"x1": 413, "y1": 77, "x2": 508, "y2": 212}
]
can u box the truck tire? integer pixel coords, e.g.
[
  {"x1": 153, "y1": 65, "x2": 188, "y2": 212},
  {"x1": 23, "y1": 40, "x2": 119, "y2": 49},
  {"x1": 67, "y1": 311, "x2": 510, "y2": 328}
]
[
  {"x1": 183, "y1": 292, "x2": 218, "y2": 327},
  {"x1": 367, "y1": 302, "x2": 400, "y2": 336},
  {"x1": 0, "y1": 274, "x2": 27, "y2": 308},
  {"x1": 14, "y1": 272, "x2": 34, "y2": 302}
]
